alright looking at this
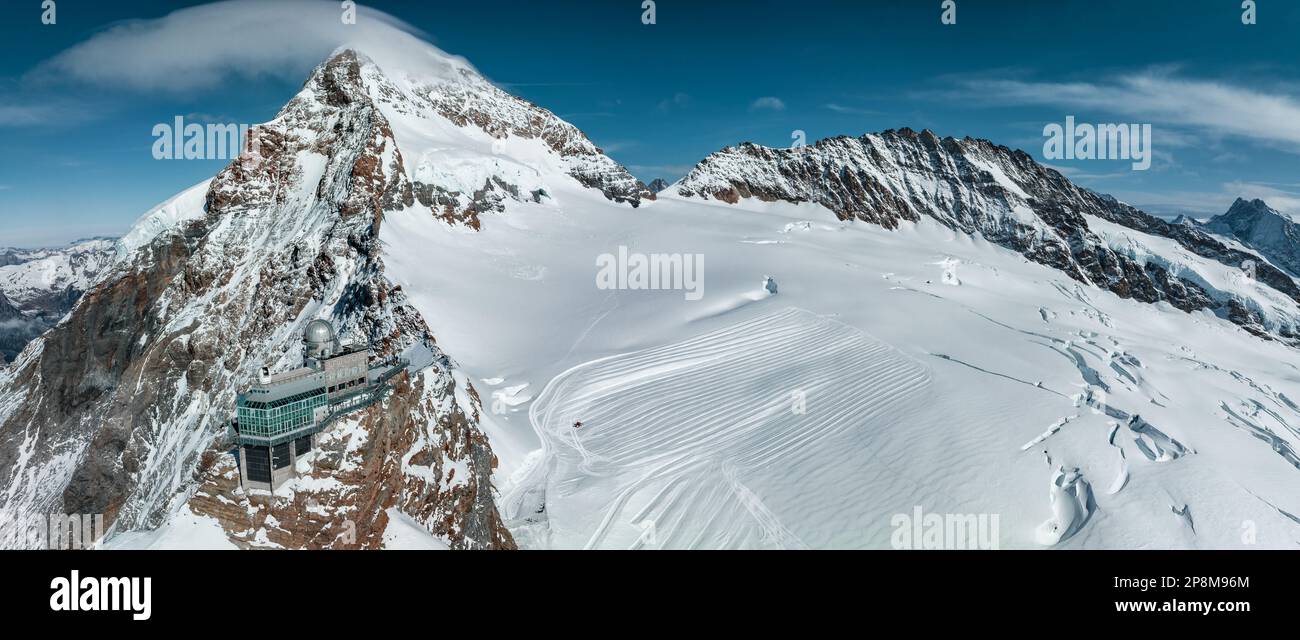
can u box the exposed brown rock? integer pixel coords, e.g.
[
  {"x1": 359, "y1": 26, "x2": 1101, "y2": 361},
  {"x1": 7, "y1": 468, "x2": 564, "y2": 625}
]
[{"x1": 190, "y1": 372, "x2": 515, "y2": 549}]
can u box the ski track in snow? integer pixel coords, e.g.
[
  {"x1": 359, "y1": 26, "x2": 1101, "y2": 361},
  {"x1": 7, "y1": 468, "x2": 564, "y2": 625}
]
[{"x1": 512, "y1": 307, "x2": 930, "y2": 549}]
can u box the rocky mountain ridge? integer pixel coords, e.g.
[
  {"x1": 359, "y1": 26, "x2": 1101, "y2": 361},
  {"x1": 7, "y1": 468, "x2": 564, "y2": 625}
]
[{"x1": 672, "y1": 129, "x2": 1300, "y2": 342}]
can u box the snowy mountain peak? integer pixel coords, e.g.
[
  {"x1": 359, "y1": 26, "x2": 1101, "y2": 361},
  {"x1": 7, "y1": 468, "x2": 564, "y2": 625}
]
[
  {"x1": 324, "y1": 38, "x2": 482, "y2": 89},
  {"x1": 329, "y1": 47, "x2": 653, "y2": 220},
  {"x1": 1204, "y1": 197, "x2": 1300, "y2": 280},
  {"x1": 0, "y1": 44, "x2": 517, "y2": 549},
  {"x1": 1223, "y1": 197, "x2": 1286, "y2": 221}
]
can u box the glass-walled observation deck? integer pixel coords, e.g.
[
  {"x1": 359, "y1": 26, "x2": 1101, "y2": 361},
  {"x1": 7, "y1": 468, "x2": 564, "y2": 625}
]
[{"x1": 235, "y1": 387, "x2": 327, "y2": 438}]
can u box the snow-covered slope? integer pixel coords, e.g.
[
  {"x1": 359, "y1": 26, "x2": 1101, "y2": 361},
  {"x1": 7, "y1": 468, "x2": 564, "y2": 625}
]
[
  {"x1": 375, "y1": 127, "x2": 1300, "y2": 549},
  {"x1": 114, "y1": 182, "x2": 211, "y2": 260},
  {"x1": 381, "y1": 180, "x2": 1300, "y2": 549}
]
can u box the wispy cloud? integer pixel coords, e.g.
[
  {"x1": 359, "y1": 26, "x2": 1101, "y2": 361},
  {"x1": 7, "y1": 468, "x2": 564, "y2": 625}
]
[
  {"x1": 0, "y1": 105, "x2": 51, "y2": 127},
  {"x1": 558, "y1": 112, "x2": 616, "y2": 120},
  {"x1": 596, "y1": 140, "x2": 637, "y2": 153},
  {"x1": 923, "y1": 69, "x2": 1300, "y2": 154},
  {"x1": 30, "y1": 0, "x2": 449, "y2": 93},
  {"x1": 824, "y1": 103, "x2": 880, "y2": 116},
  {"x1": 0, "y1": 102, "x2": 94, "y2": 128},
  {"x1": 495, "y1": 81, "x2": 594, "y2": 88},
  {"x1": 658, "y1": 93, "x2": 691, "y2": 112},
  {"x1": 629, "y1": 164, "x2": 695, "y2": 179},
  {"x1": 749, "y1": 96, "x2": 786, "y2": 112}
]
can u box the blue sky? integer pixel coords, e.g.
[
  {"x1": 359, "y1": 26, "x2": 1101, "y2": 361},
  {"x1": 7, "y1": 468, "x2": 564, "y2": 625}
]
[{"x1": 2, "y1": 0, "x2": 1300, "y2": 246}]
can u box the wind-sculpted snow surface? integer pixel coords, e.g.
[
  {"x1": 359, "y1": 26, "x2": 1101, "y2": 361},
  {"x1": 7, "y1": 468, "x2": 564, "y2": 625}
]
[{"x1": 504, "y1": 308, "x2": 930, "y2": 549}]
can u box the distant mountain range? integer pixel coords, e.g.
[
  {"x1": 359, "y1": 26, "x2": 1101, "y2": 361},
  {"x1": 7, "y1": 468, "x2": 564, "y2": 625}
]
[{"x1": 0, "y1": 238, "x2": 115, "y2": 364}]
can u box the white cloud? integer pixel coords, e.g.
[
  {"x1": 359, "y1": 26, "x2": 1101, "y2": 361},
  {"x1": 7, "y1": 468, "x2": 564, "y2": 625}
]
[
  {"x1": 0, "y1": 105, "x2": 50, "y2": 126},
  {"x1": 32, "y1": 0, "x2": 457, "y2": 93},
  {"x1": 824, "y1": 103, "x2": 879, "y2": 116},
  {"x1": 658, "y1": 93, "x2": 691, "y2": 112},
  {"x1": 596, "y1": 140, "x2": 637, "y2": 153},
  {"x1": 929, "y1": 70, "x2": 1300, "y2": 154},
  {"x1": 749, "y1": 96, "x2": 786, "y2": 112},
  {"x1": 0, "y1": 102, "x2": 91, "y2": 127},
  {"x1": 629, "y1": 164, "x2": 695, "y2": 179},
  {"x1": 1039, "y1": 163, "x2": 1133, "y2": 181}
]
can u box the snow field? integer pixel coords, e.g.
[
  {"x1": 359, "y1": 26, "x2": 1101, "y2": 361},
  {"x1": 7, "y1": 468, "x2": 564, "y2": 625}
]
[{"x1": 508, "y1": 307, "x2": 930, "y2": 549}]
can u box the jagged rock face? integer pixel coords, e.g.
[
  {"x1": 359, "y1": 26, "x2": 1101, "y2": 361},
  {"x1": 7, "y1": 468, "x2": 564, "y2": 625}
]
[
  {"x1": 1203, "y1": 198, "x2": 1300, "y2": 280},
  {"x1": 674, "y1": 128, "x2": 1299, "y2": 339},
  {"x1": 0, "y1": 251, "x2": 23, "y2": 268},
  {"x1": 0, "y1": 292, "x2": 31, "y2": 366},
  {"x1": 0, "y1": 292, "x2": 19, "y2": 322},
  {"x1": 0, "y1": 50, "x2": 513, "y2": 549},
  {"x1": 0, "y1": 238, "x2": 115, "y2": 363},
  {"x1": 646, "y1": 178, "x2": 669, "y2": 193},
  {"x1": 409, "y1": 176, "x2": 545, "y2": 232}
]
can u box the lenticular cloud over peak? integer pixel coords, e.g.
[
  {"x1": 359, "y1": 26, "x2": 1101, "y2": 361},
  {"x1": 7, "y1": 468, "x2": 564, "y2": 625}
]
[{"x1": 37, "y1": 0, "x2": 478, "y2": 92}]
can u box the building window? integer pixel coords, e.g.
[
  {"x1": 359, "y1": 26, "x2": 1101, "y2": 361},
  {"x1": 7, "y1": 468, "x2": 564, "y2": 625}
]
[
  {"x1": 295, "y1": 435, "x2": 312, "y2": 456},
  {"x1": 272, "y1": 442, "x2": 292, "y2": 469},
  {"x1": 244, "y1": 446, "x2": 271, "y2": 482}
]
